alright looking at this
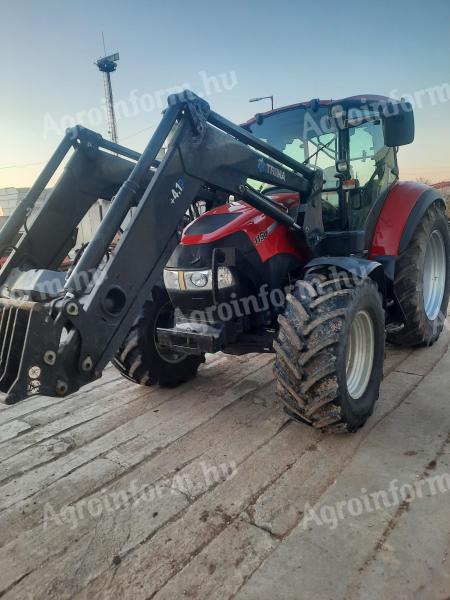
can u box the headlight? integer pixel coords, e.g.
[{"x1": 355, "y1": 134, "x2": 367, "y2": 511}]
[
  {"x1": 163, "y1": 269, "x2": 181, "y2": 290},
  {"x1": 217, "y1": 267, "x2": 234, "y2": 288},
  {"x1": 164, "y1": 268, "x2": 211, "y2": 291},
  {"x1": 164, "y1": 267, "x2": 235, "y2": 291},
  {"x1": 189, "y1": 271, "x2": 209, "y2": 288}
]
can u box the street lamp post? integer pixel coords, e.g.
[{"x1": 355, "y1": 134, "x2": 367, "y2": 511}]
[{"x1": 249, "y1": 95, "x2": 274, "y2": 111}]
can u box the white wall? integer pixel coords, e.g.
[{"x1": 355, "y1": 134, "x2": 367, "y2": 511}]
[{"x1": 0, "y1": 188, "x2": 105, "y2": 255}]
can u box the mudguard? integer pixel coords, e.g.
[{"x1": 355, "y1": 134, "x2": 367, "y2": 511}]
[
  {"x1": 369, "y1": 181, "x2": 445, "y2": 258},
  {"x1": 304, "y1": 256, "x2": 386, "y2": 302}
]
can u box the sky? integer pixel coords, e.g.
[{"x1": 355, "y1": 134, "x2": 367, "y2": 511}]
[{"x1": 0, "y1": 0, "x2": 449, "y2": 188}]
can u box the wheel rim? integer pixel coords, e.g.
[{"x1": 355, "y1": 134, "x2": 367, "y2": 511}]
[
  {"x1": 154, "y1": 302, "x2": 186, "y2": 364},
  {"x1": 423, "y1": 229, "x2": 446, "y2": 321},
  {"x1": 346, "y1": 310, "x2": 375, "y2": 400}
]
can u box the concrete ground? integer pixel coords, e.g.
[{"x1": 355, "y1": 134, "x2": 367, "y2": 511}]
[{"x1": 0, "y1": 322, "x2": 449, "y2": 599}]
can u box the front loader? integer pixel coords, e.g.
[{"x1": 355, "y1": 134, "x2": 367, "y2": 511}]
[{"x1": 0, "y1": 91, "x2": 448, "y2": 433}]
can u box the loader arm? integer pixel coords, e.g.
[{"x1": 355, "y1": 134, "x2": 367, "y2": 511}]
[{"x1": 0, "y1": 91, "x2": 323, "y2": 403}]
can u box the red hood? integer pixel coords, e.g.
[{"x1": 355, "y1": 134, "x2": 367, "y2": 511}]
[{"x1": 181, "y1": 193, "x2": 304, "y2": 263}]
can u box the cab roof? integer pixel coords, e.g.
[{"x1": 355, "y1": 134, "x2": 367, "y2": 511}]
[{"x1": 243, "y1": 94, "x2": 395, "y2": 126}]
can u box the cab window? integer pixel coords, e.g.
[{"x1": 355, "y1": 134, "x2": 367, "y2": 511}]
[
  {"x1": 246, "y1": 106, "x2": 339, "y2": 197},
  {"x1": 348, "y1": 119, "x2": 397, "y2": 229}
]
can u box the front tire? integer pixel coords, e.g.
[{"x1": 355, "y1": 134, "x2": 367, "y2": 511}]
[
  {"x1": 388, "y1": 202, "x2": 450, "y2": 347},
  {"x1": 113, "y1": 286, "x2": 204, "y2": 387},
  {"x1": 273, "y1": 271, "x2": 385, "y2": 433}
]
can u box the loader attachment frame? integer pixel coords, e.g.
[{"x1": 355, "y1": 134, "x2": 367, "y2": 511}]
[{"x1": 0, "y1": 91, "x2": 322, "y2": 403}]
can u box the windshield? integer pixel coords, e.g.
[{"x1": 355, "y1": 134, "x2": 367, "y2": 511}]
[{"x1": 246, "y1": 106, "x2": 339, "y2": 189}]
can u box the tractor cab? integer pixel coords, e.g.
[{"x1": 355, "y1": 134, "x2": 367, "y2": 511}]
[{"x1": 245, "y1": 95, "x2": 414, "y2": 254}]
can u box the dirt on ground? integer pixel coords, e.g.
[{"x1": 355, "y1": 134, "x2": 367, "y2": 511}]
[{"x1": 0, "y1": 318, "x2": 449, "y2": 599}]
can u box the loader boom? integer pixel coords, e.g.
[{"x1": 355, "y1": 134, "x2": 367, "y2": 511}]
[{"x1": 0, "y1": 91, "x2": 322, "y2": 403}]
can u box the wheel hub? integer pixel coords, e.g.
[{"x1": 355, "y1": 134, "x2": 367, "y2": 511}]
[
  {"x1": 423, "y1": 229, "x2": 446, "y2": 321},
  {"x1": 346, "y1": 310, "x2": 375, "y2": 400}
]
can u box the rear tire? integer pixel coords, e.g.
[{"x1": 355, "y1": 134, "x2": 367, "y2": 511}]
[
  {"x1": 273, "y1": 270, "x2": 385, "y2": 433},
  {"x1": 388, "y1": 202, "x2": 450, "y2": 347},
  {"x1": 113, "y1": 286, "x2": 204, "y2": 386}
]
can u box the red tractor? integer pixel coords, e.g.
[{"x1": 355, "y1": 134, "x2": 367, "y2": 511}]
[{"x1": 0, "y1": 92, "x2": 448, "y2": 434}]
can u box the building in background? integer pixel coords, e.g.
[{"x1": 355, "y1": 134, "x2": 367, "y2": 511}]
[
  {"x1": 0, "y1": 188, "x2": 53, "y2": 228},
  {"x1": 0, "y1": 188, "x2": 105, "y2": 248},
  {"x1": 433, "y1": 181, "x2": 450, "y2": 218},
  {"x1": 433, "y1": 181, "x2": 450, "y2": 194}
]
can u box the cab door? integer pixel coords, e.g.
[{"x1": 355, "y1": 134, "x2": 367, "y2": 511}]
[{"x1": 346, "y1": 117, "x2": 398, "y2": 234}]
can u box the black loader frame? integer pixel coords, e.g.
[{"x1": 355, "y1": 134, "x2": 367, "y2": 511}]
[{"x1": 0, "y1": 91, "x2": 324, "y2": 404}]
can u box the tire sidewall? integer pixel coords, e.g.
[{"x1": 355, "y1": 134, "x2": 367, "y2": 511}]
[
  {"x1": 335, "y1": 282, "x2": 385, "y2": 430},
  {"x1": 140, "y1": 286, "x2": 202, "y2": 382},
  {"x1": 112, "y1": 285, "x2": 202, "y2": 387},
  {"x1": 390, "y1": 204, "x2": 450, "y2": 347},
  {"x1": 420, "y1": 211, "x2": 450, "y2": 340}
]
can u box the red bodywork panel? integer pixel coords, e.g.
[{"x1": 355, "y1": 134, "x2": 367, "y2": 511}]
[
  {"x1": 369, "y1": 181, "x2": 431, "y2": 257},
  {"x1": 182, "y1": 180, "x2": 434, "y2": 264},
  {"x1": 182, "y1": 194, "x2": 306, "y2": 263}
]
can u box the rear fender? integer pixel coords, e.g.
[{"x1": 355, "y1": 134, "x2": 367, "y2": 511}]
[
  {"x1": 370, "y1": 181, "x2": 445, "y2": 258},
  {"x1": 398, "y1": 189, "x2": 445, "y2": 253}
]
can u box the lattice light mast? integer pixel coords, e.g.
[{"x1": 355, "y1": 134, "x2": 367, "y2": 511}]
[{"x1": 95, "y1": 52, "x2": 120, "y2": 143}]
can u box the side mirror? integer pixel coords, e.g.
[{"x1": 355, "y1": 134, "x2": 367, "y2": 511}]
[{"x1": 382, "y1": 101, "x2": 415, "y2": 147}]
